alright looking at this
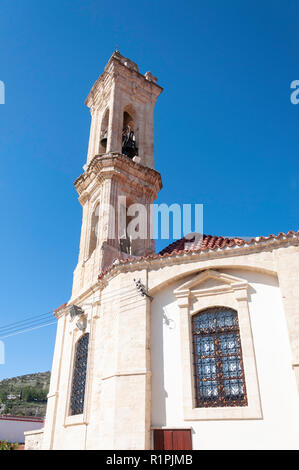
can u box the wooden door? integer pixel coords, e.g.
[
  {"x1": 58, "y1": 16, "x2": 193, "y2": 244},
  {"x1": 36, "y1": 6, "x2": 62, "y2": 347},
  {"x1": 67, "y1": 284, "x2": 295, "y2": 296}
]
[{"x1": 153, "y1": 429, "x2": 192, "y2": 450}]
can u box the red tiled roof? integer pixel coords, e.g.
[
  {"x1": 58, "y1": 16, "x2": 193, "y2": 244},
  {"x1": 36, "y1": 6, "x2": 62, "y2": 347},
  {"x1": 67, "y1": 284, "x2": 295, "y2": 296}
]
[
  {"x1": 0, "y1": 415, "x2": 43, "y2": 423},
  {"x1": 53, "y1": 303, "x2": 68, "y2": 315},
  {"x1": 53, "y1": 230, "x2": 298, "y2": 312},
  {"x1": 97, "y1": 230, "x2": 298, "y2": 280},
  {"x1": 159, "y1": 234, "x2": 245, "y2": 255}
]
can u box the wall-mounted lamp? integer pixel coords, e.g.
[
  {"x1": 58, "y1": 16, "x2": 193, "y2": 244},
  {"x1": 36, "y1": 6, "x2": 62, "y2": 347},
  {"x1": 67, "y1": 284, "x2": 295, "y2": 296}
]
[
  {"x1": 133, "y1": 278, "x2": 153, "y2": 301},
  {"x1": 69, "y1": 305, "x2": 85, "y2": 318},
  {"x1": 76, "y1": 318, "x2": 87, "y2": 331},
  {"x1": 69, "y1": 305, "x2": 87, "y2": 331}
]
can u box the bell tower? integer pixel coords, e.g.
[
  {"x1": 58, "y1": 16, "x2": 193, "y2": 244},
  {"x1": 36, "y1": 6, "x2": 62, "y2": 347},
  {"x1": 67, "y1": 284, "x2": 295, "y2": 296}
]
[
  {"x1": 85, "y1": 51, "x2": 162, "y2": 169},
  {"x1": 71, "y1": 52, "x2": 163, "y2": 298}
]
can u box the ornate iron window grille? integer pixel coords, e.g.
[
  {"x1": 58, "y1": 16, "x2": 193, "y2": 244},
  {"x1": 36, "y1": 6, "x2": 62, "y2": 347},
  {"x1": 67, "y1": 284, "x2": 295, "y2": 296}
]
[
  {"x1": 70, "y1": 333, "x2": 89, "y2": 416},
  {"x1": 192, "y1": 307, "x2": 247, "y2": 408}
]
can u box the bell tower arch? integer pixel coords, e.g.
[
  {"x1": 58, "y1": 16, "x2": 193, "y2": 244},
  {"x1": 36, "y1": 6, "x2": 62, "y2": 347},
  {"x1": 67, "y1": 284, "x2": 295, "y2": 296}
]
[
  {"x1": 85, "y1": 51, "x2": 162, "y2": 169},
  {"x1": 71, "y1": 52, "x2": 163, "y2": 298}
]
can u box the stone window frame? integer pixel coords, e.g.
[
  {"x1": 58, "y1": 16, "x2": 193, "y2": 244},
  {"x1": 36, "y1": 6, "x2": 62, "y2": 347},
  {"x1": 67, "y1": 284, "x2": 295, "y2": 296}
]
[
  {"x1": 64, "y1": 326, "x2": 90, "y2": 427},
  {"x1": 174, "y1": 269, "x2": 262, "y2": 420},
  {"x1": 192, "y1": 306, "x2": 247, "y2": 408}
]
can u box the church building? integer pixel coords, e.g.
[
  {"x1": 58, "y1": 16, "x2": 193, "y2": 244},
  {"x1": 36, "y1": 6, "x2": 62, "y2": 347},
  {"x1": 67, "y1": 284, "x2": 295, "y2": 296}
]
[{"x1": 25, "y1": 52, "x2": 299, "y2": 450}]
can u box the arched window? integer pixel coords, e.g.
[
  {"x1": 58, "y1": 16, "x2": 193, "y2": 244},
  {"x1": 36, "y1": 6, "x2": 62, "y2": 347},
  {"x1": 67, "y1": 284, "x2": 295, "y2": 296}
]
[
  {"x1": 88, "y1": 203, "x2": 99, "y2": 257},
  {"x1": 122, "y1": 108, "x2": 138, "y2": 159},
  {"x1": 99, "y1": 108, "x2": 109, "y2": 153},
  {"x1": 119, "y1": 197, "x2": 134, "y2": 255},
  {"x1": 70, "y1": 333, "x2": 89, "y2": 416},
  {"x1": 192, "y1": 307, "x2": 247, "y2": 408}
]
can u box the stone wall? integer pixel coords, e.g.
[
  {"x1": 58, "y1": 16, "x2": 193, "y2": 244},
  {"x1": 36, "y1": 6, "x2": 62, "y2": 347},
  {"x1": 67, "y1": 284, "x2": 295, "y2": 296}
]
[
  {"x1": 42, "y1": 237, "x2": 299, "y2": 449},
  {"x1": 24, "y1": 429, "x2": 44, "y2": 450}
]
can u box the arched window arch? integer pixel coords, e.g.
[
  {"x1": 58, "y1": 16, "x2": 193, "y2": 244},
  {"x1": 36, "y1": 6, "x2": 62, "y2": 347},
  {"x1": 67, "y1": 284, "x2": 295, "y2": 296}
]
[
  {"x1": 119, "y1": 196, "x2": 134, "y2": 255},
  {"x1": 88, "y1": 203, "x2": 100, "y2": 257},
  {"x1": 192, "y1": 307, "x2": 247, "y2": 408},
  {"x1": 122, "y1": 106, "x2": 138, "y2": 158},
  {"x1": 99, "y1": 108, "x2": 109, "y2": 153},
  {"x1": 70, "y1": 333, "x2": 89, "y2": 416}
]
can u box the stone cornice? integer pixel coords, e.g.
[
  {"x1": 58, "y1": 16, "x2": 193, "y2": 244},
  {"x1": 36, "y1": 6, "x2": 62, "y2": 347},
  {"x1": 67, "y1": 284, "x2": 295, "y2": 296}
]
[
  {"x1": 54, "y1": 303, "x2": 68, "y2": 319},
  {"x1": 62, "y1": 231, "x2": 299, "y2": 308},
  {"x1": 64, "y1": 231, "x2": 299, "y2": 302},
  {"x1": 97, "y1": 231, "x2": 299, "y2": 284},
  {"x1": 74, "y1": 153, "x2": 162, "y2": 201},
  {"x1": 85, "y1": 52, "x2": 163, "y2": 109}
]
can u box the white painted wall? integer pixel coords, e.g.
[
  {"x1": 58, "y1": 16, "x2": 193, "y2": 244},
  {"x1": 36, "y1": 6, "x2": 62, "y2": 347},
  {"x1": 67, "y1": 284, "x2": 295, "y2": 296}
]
[
  {"x1": 150, "y1": 269, "x2": 299, "y2": 450},
  {"x1": 0, "y1": 418, "x2": 43, "y2": 444}
]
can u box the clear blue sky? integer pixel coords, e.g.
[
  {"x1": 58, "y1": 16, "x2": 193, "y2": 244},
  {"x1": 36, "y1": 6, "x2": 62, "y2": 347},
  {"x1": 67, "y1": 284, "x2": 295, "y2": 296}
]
[{"x1": 0, "y1": 0, "x2": 298, "y2": 380}]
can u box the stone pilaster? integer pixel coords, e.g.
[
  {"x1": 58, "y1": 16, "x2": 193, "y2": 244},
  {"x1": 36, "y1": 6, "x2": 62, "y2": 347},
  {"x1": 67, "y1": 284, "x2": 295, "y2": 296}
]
[
  {"x1": 41, "y1": 310, "x2": 67, "y2": 449},
  {"x1": 276, "y1": 247, "x2": 299, "y2": 391},
  {"x1": 95, "y1": 270, "x2": 151, "y2": 449}
]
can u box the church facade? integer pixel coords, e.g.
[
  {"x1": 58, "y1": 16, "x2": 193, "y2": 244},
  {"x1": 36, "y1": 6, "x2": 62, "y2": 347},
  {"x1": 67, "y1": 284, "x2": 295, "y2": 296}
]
[{"x1": 25, "y1": 52, "x2": 299, "y2": 450}]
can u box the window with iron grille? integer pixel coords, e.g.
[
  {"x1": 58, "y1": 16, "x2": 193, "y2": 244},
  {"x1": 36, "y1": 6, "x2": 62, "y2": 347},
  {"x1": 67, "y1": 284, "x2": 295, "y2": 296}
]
[
  {"x1": 70, "y1": 333, "x2": 89, "y2": 416},
  {"x1": 192, "y1": 307, "x2": 247, "y2": 408}
]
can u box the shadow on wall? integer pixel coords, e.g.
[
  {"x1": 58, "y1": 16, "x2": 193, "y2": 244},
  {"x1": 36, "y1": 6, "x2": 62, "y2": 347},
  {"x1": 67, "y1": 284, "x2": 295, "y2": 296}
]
[{"x1": 150, "y1": 293, "x2": 169, "y2": 427}]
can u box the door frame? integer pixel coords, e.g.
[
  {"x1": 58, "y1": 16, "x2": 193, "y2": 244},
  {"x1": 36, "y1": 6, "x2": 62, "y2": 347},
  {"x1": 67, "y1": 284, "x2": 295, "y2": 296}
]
[{"x1": 152, "y1": 428, "x2": 193, "y2": 450}]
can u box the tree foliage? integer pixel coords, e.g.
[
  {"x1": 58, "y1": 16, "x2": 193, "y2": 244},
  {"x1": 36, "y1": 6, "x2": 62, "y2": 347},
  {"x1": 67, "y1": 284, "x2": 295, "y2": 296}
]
[{"x1": 0, "y1": 441, "x2": 19, "y2": 450}]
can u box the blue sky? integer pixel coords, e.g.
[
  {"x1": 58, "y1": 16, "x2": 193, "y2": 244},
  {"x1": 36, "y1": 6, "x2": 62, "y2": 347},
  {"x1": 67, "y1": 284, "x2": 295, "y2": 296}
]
[{"x1": 0, "y1": 0, "x2": 298, "y2": 379}]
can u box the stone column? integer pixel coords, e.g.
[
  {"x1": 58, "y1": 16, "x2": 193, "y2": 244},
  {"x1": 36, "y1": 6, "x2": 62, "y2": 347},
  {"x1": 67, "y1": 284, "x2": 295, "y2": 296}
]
[
  {"x1": 143, "y1": 102, "x2": 155, "y2": 169},
  {"x1": 276, "y1": 247, "x2": 299, "y2": 392},
  {"x1": 98, "y1": 270, "x2": 151, "y2": 449},
  {"x1": 86, "y1": 108, "x2": 98, "y2": 164},
  {"x1": 42, "y1": 311, "x2": 67, "y2": 449},
  {"x1": 107, "y1": 79, "x2": 122, "y2": 154}
]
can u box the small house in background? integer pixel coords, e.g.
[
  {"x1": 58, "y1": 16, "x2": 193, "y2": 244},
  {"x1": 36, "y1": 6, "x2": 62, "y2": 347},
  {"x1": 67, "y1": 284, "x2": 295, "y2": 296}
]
[
  {"x1": 0, "y1": 415, "x2": 43, "y2": 444},
  {"x1": 7, "y1": 394, "x2": 17, "y2": 400}
]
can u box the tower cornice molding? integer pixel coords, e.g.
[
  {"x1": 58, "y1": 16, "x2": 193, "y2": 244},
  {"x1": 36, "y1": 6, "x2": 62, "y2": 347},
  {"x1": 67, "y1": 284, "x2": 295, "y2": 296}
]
[
  {"x1": 85, "y1": 52, "x2": 163, "y2": 110},
  {"x1": 74, "y1": 154, "x2": 162, "y2": 201}
]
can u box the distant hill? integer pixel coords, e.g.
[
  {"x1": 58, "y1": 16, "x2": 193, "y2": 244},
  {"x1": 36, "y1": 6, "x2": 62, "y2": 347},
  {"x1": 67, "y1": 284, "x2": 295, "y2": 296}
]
[{"x1": 0, "y1": 372, "x2": 50, "y2": 418}]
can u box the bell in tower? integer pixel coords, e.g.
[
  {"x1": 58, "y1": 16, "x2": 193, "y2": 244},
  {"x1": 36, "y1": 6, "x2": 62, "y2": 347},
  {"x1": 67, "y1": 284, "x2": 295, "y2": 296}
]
[
  {"x1": 121, "y1": 110, "x2": 138, "y2": 159},
  {"x1": 122, "y1": 125, "x2": 138, "y2": 159},
  {"x1": 99, "y1": 108, "x2": 109, "y2": 153},
  {"x1": 100, "y1": 128, "x2": 108, "y2": 150}
]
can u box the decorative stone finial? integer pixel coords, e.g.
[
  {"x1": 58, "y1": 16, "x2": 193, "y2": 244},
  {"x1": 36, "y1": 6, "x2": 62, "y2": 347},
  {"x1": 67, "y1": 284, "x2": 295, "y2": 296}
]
[{"x1": 145, "y1": 71, "x2": 158, "y2": 83}]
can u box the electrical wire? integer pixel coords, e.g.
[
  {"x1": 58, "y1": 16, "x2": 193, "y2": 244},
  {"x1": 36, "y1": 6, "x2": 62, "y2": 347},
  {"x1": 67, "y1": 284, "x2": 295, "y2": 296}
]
[
  {"x1": 0, "y1": 321, "x2": 57, "y2": 339},
  {"x1": 0, "y1": 310, "x2": 56, "y2": 339},
  {"x1": 0, "y1": 312, "x2": 54, "y2": 335},
  {"x1": 0, "y1": 319, "x2": 54, "y2": 336}
]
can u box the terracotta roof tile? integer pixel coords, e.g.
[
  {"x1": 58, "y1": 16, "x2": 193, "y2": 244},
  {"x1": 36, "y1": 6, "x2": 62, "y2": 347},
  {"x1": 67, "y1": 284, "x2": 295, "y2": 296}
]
[
  {"x1": 53, "y1": 303, "x2": 68, "y2": 315},
  {"x1": 54, "y1": 230, "x2": 298, "y2": 312},
  {"x1": 159, "y1": 234, "x2": 245, "y2": 255},
  {"x1": 97, "y1": 229, "x2": 298, "y2": 280}
]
